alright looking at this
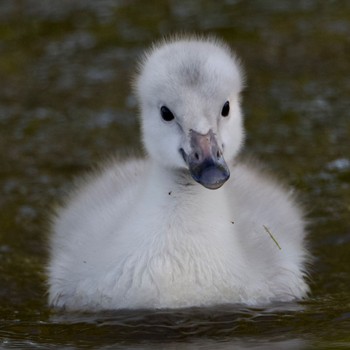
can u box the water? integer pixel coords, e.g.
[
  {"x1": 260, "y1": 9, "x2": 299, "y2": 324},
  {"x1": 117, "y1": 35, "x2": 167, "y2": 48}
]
[{"x1": 0, "y1": 0, "x2": 349, "y2": 348}]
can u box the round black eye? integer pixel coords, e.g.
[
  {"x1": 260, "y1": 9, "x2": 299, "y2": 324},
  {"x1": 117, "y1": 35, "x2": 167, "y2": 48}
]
[
  {"x1": 160, "y1": 106, "x2": 175, "y2": 122},
  {"x1": 221, "y1": 101, "x2": 230, "y2": 117}
]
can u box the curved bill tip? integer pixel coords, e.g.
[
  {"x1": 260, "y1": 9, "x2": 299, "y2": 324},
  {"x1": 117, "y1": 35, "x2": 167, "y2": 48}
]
[{"x1": 191, "y1": 163, "x2": 230, "y2": 190}]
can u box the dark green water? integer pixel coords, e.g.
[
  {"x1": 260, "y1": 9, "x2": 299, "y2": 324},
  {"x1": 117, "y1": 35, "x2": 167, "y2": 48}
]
[{"x1": 0, "y1": 1, "x2": 349, "y2": 349}]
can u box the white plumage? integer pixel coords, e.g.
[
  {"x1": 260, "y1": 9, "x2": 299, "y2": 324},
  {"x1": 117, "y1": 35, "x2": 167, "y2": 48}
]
[{"x1": 48, "y1": 36, "x2": 309, "y2": 310}]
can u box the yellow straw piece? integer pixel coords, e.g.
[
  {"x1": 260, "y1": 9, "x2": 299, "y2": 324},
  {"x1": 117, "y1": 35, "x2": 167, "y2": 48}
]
[{"x1": 263, "y1": 225, "x2": 282, "y2": 250}]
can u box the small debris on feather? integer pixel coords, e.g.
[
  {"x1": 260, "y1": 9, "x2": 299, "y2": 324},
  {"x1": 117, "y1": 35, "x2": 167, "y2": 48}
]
[{"x1": 263, "y1": 225, "x2": 282, "y2": 250}]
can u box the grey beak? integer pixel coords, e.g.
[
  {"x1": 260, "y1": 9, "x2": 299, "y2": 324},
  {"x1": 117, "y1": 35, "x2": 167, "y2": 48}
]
[{"x1": 181, "y1": 129, "x2": 230, "y2": 190}]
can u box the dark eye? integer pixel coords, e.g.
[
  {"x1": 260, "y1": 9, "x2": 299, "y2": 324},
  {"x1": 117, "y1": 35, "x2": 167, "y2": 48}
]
[
  {"x1": 160, "y1": 106, "x2": 175, "y2": 122},
  {"x1": 221, "y1": 101, "x2": 230, "y2": 117}
]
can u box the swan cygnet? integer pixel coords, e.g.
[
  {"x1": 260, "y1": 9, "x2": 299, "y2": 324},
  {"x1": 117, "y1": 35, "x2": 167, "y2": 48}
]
[{"x1": 48, "y1": 36, "x2": 309, "y2": 310}]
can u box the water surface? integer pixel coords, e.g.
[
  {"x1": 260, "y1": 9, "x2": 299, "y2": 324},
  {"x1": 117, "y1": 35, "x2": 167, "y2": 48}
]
[{"x1": 0, "y1": 1, "x2": 349, "y2": 349}]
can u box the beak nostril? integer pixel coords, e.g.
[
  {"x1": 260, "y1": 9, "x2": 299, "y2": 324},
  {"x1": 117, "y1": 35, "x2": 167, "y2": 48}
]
[
  {"x1": 195, "y1": 152, "x2": 200, "y2": 160},
  {"x1": 217, "y1": 150, "x2": 220, "y2": 159}
]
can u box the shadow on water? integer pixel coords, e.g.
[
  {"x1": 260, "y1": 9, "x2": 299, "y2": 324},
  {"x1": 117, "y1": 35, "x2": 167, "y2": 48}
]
[
  {"x1": 0, "y1": 0, "x2": 349, "y2": 348},
  {"x1": 1, "y1": 298, "x2": 350, "y2": 349},
  {"x1": 0, "y1": 303, "x2": 317, "y2": 349}
]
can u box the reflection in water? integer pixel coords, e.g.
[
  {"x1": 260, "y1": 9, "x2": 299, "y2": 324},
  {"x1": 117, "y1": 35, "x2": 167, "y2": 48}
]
[
  {"x1": 0, "y1": 0, "x2": 349, "y2": 348},
  {"x1": 0, "y1": 339, "x2": 308, "y2": 350},
  {"x1": 100, "y1": 339, "x2": 308, "y2": 350}
]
